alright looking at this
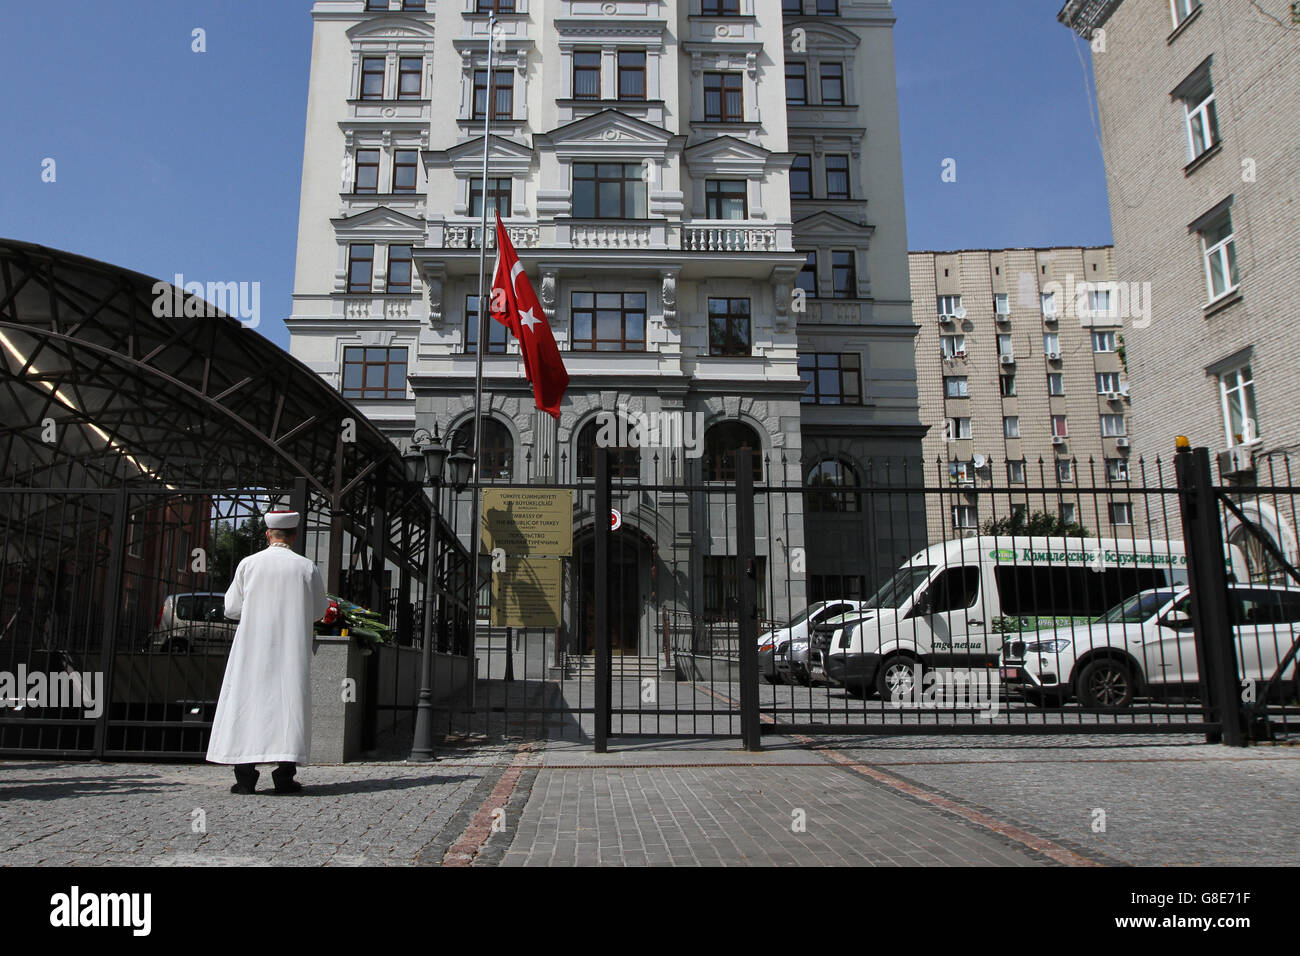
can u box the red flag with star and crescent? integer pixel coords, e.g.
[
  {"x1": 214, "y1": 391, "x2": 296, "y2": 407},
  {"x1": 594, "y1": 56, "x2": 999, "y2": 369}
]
[{"x1": 489, "y1": 213, "x2": 569, "y2": 419}]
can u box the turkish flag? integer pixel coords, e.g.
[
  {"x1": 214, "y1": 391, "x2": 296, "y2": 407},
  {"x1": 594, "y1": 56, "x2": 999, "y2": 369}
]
[{"x1": 490, "y1": 213, "x2": 569, "y2": 419}]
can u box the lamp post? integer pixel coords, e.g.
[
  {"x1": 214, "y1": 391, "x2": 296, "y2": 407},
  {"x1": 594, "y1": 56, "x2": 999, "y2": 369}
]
[{"x1": 406, "y1": 424, "x2": 449, "y2": 763}]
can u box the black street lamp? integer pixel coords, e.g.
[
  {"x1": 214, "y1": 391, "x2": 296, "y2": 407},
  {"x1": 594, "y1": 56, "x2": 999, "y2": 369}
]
[{"x1": 406, "y1": 424, "x2": 450, "y2": 763}]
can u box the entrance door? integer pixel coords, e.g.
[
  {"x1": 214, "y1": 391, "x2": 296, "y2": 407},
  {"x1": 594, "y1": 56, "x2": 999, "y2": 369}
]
[{"x1": 578, "y1": 542, "x2": 640, "y2": 655}]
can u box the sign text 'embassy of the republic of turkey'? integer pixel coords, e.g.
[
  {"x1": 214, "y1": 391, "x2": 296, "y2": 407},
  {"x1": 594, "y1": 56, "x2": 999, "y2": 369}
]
[{"x1": 480, "y1": 488, "x2": 574, "y2": 557}]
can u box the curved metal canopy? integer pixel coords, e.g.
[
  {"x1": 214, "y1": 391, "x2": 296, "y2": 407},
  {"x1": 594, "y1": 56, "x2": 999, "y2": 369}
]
[{"x1": 0, "y1": 238, "x2": 413, "y2": 502}]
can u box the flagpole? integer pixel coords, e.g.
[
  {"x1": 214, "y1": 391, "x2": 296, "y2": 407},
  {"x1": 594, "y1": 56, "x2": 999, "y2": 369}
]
[{"x1": 467, "y1": 2, "x2": 497, "y2": 663}]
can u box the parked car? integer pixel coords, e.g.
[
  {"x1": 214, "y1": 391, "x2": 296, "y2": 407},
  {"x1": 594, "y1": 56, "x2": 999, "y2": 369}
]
[
  {"x1": 758, "y1": 601, "x2": 865, "y2": 684},
  {"x1": 151, "y1": 592, "x2": 236, "y2": 653},
  {"x1": 999, "y1": 584, "x2": 1300, "y2": 708},
  {"x1": 820, "y1": 535, "x2": 1244, "y2": 700}
]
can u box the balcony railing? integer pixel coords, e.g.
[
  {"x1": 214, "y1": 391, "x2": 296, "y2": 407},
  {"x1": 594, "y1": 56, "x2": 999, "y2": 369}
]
[
  {"x1": 427, "y1": 219, "x2": 789, "y2": 253},
  {"x1": 441, "y1": 222, "x2": 541, "y2": 249},
  {"x1": 682, "y1": 224, "x2": 778, "y2": 253}
]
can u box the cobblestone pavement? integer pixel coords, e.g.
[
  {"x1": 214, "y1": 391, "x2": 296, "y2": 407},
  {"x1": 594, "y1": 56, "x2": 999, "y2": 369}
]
[
  {"x1": 2, "y1": 734, "x2": 1295, "y2": 866},
  {"x1": 0, "y1": 746, "x2": 513, "y2": 866}
]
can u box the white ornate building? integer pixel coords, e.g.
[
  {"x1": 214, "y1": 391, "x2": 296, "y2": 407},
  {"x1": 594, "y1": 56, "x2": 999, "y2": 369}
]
[{"x1": 286, "y1": 0, "x2": 925, "y2": 658}]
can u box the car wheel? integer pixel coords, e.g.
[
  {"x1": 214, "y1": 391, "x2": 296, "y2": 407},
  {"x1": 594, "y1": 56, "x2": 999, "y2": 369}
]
[
  {"x1": 875, "y1": 654, "x2": 922, "y2": 703},
  {"x1": 1076, "y1": 659, "x2": 1134, "y2": 709}
]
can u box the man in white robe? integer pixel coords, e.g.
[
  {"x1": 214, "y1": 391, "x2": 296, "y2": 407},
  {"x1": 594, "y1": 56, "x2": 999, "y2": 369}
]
[{"x1": 206, "y1": 510, "x2": 330, "y2": 794}]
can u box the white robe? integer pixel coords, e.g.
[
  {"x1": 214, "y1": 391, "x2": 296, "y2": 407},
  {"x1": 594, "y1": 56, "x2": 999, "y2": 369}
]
[{"x1": 205, "y1": 546, "x2": 329, "y2": 765}]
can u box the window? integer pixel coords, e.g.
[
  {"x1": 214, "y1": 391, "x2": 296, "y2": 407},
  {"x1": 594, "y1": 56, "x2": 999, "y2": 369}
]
[
  {"x1": 1220, "y1": 364, "x2": 1259, "y2": 446},
  {"x1": 341, "y1": 346, "x2": 407, "y2": 399},
  {"x1": 1052, "y1": 415, "x2": 1069, "y2": 438},
  {"x1": 1008, "y1": 460, "x2": 1026, "y2": 484},
  {"x1": 470, "y1": 177, "x2": 512, "y2": 217},
  {"x1": 575, "y1": 418, "x2": 640, "y2": 479},
  {"x1": 816, "y1": 0, "x2": 839, "y2": 12},
  {"x1": 951, "y1": 505, "x2": 978, "y2": 530},
  {"x1": 464, "y1": 295, "x2": 508, "y2": 354},
  {"x1": 573, "y1": 163, "x2": 647, "y2": 218},
  {"x1": 1091, "y1": 330, "x2": 1116, "y2": 352},
  {"x1": 703, "y1": 556, "x2": 766, "y2": 621},
  {"x1": 473, "y1": 69, "x2": 513, "y2": 120},
  {"x1": 796, "y1": 251, "x2": 817, "y2": 296},
  {"x1": 819, "y1": 63, "x2": 845, "y2": 105},
  {"x1": 921, "y1": 566, "x2": 981, "y2": 613},
  {"x1": 1109, "y1": 502, "x2": 1133, "y2": 526},
  {"x1": 708, "y1": 297, "x2": 752, "y2": 357},
  {"x1": 944, "y1": 376, "x2": 968, "y2": 399},
  {"x1": 347, "y1": 244, "x2": 374, "y2": 293},
  {"x1": 785, "y1": 63, "x2": 807, "y2": 105},
  {"x1": 570, "y1": 291, "x2": 646, "y2": 351},
  {"x1": 998, "y1": 334, "x2": 1014, "y2": 358},
  {"x1": 618, "y1": 51, "x2": 646, "y2": 100},
  {"x1": 1056, "y1": 459, "x2": 1073, "y2": 483},
  {"x1": 996, "y1": 565, "x2": 1175, "y2": 618},
  {"x1": 1060, "y1": 502, "x2": 1077, "y2": 525},
  {"x1": 702, "y1": 0, "x2": 740, "y2": 13},
  {"x1": 703, "y1": 72, "x2": 744, "y2": 123},
  {"x1": 947, "y1": 417, "x2": 972, "y2": 441},
  {"x1": 1086, "y1": 288, "x2": 1112, "y2": 317},
  {"x1": 1096, "y1": 371, "x2": 1122, "y2": 394},
  {"x1": 809, "y1": 575, "x2": 867, "y2": 603},
  {"x1": 1041, "y1": 291, "x2": 1057, "y2": 316},
  {"x1": 1003, "y1": 416, "x2": 1020, "y2": 439},
  {"x1": 1106, "y1": 458, "x2": 1130, "y2": 482},
  {"x1": 800, "y1": 353, "x2": 861, "y2": 405},
  {"x1": 386, "y1": 245, "x2": 413, "y2": 294},
  {"x1": 366, "y1": 0, "x2": 387, "y2": 8},
  {"x1": 1000, "y1": 375, "x2": 1017, "y2": 398},
  {"x1": 573, "y1": 51, "x2": 601, "y2": 99},
  {"x1": 705, "y1": 180, "x2": 747, "y2": 220},
  {"x1": 451, "y1": 418, "x2": 513, "y2": 481},
  {"x1": 937, "y1": 294, "x2": 962, "y2": 318},
  {"x1": 478, "y1": 0, "x2": 516, "y2": 10},
  {"x1": 806, "y1": 458, "x2": 859, "y2": 512},
  {"x1": 994, "y1": 293, "x2": 1010, "y2": 315},
  {"x1": 1170, "y1": 0, "x2": 1201, "y2": 29},
  {"x1": 790, "y1": 154, "x2": 812, "y2": 199},
  {"x1": 940, "y1": 335, "x2": 966, "y2": 359},
  {"x1": 1200, "y1": 211, "x2": 1240, "y2": 301},
  {"x1": 393, "y1": 149, "x2": 419, "y2": 194},
  {"x1": 949, "y1": 460, "x2": 974, "y2": 483},
  {"x1": 398, "y1": 57, "x2": 423, "y2": 99},
  {"x1": 1043, "y1": 332, "x2": 1060, "y2": 355},
  {"x1": 783, "y1": 0, "x2": 803, "y2": 13},
  {"x1": 360, "y1": 57, "x2": 386, "y2": 100},
  {"x1": 402, "y1": 0, "x2": 426, "y2": 8},
  {"x1": 1047, "y1": 372, "x2": 1064, "y2": 396},
  {"x1": 704, "y1": 421, "x2": 763, "y2": 482},
  {"x1": 824, "y1": 155, "x2": 850, "y2": 199},
  {"x1": 354, "y1": 148, "x2": 380, "y2": 194},
  {"x1": 831, "y1": 250, "x2": 856, "y2": 298}
]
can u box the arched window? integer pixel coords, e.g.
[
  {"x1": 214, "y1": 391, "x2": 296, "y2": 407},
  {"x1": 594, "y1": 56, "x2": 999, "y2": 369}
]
[
  {"x1": 703, "y1": 421, "x2": 763, "y2": 482},
  {"x1": 806, "y1": 458, "x2": 859, "y2": 512},
  {"x1": 451, "y1": 417, "x2": 513, "y2": 481},
  {"x1": 575, "y1": 418, "x2": 640, "y2": 479}
]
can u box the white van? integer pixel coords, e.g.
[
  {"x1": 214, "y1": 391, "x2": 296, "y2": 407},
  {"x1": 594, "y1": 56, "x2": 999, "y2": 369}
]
[{"x1": 820, "y1": 536, "x2": 1246, "y2": 699}]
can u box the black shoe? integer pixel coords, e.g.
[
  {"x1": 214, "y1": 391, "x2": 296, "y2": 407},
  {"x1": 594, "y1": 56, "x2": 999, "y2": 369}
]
[
  {"x1": 273, "y1": 779, "x2": 304, "y2": 795},
  {"x1": 232, "y1": 764, "x2": 259, "y2": 794},
  {"x1": 230, "y1": 782, "x2": 258, "y2": 795}
]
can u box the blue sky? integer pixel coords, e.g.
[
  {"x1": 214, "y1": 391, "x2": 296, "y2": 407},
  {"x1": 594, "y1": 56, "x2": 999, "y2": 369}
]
[{"x1": 0, "y1": 0, "x2": 1110, "y2": 349}]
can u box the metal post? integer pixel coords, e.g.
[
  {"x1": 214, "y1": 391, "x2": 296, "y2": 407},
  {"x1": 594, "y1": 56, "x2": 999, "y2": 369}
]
[
  {"x1": 735, "y1": 449, "x2": 762, "y2": 751},
  {"x1": 93, "y1": 485, "x2": 130, "y2": 758},
  {"x1": 289, "y1": 477, "x2": 309, "y2": 556},
  {"x1": 1175, "y1": 445, "x2": 1245, "y2": 746},
  {"x1": 594, "y1": 447, "x2": 611, "y2": 752},
  {"x1": 409, "y1": 478, "x2": 442, "y2": 762}
]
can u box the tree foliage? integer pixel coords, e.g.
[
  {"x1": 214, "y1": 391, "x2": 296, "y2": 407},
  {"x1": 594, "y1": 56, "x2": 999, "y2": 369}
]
[{"x1": 981, "y1": 509, "x2": 1092, "y2": 538}]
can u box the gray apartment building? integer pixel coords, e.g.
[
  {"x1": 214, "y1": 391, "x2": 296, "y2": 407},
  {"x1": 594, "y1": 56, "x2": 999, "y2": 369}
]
[
  {"x1": 910, "y1": 247, "x2": 1144, "y2": 542},
  {"x1": 1059, "y1": 0, "x2": 1300, "y2": 573}
]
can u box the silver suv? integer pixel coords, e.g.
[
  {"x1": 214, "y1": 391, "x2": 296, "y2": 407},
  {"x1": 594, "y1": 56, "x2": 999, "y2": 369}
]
[{"x1": 151, "y1": 592, "x2": 236, "y2": 653}]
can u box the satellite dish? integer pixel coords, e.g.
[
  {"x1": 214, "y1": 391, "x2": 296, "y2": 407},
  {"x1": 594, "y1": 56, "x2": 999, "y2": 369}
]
[
  {"x1": 973, "y1": 454, "x2": 987, "y2": 469},
  {"x1": 954, "y1": 306, "x2": 968, "y2": 320}
]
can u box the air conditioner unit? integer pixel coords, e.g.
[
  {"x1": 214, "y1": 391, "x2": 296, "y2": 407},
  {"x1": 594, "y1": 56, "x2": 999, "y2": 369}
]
[
  {"x1": 957, "y1": 479, "x2": 975, "y2": 489},
  {"x1": 1052, "y1": 435, "x2": 1067, "y2": 446},
  {"x1": 1104, "y1": 390, "x2": 1122, "y2": 402},
  {"x1": 1043, "y1": 313, "x2": 1058, "y2": 325},
  {"x1": 999, "y1": 354, "x2": 1015, "y2": 366},
  {"x1": 995, "y1": 313, "x2": 1011, "y2": 324},
  {"x1": 1046, "y1": 351, "x2": 1062, "y2": 362},
  {"x1": 953, "y1": 350, "x2": 967, "y2": 360},
  {"x1": 939, "y1": 314, "x2": 955, "y2": 325},
  {"x1": 1115, "y1": 436, "x2": 1130, "y2": 449},
  {"x1": 1218, "y1": 447, "x2": 1254, "y2": 477}
]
